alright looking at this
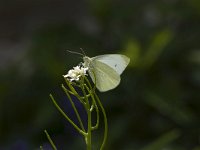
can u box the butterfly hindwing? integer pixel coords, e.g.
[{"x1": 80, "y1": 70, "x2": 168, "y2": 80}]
[{"x1": 88, "y1": 60, "x2": 120, "y2": 92}]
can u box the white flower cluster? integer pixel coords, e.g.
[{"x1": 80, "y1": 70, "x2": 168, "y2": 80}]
[{"x1": 64, "y1": 65, "x2": 88, "y2": 82}]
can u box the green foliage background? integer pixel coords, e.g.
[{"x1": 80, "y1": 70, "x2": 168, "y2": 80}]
[{"x1": 0, "y1": 0, "x2": 200, "y2": 149}]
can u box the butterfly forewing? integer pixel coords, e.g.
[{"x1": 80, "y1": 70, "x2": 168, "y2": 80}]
[
  {"x1": 88, "y1": 60, "x2": 120, "y2": 92},
  {"x1": 92, "y1": 54, "x2": 130, "y2": 75}
]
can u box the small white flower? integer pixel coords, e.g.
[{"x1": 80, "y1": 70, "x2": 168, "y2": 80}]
[{"x1": 64, "y1": 65, "x2": 88, "y2": 82}]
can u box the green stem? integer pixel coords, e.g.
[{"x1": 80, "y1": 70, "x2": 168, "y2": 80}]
[
  {"x1": 85, "y1": 76, "x2": 107, "y2": 149},
  {"x1": 84, "y1": 85, "x2": 99, "y2": 130},
  {"x1": 91, "y1": 98, "x2": 99, "y2": 130},
  {"x1": 49, "y1": 94, "x2": 86, "y2": 136},
  {"x1": 80, "y1": 81, "x2": 92, "y2": 150},
  {"x1": 64, "y1": 78, "x2": 85, "y2": 102},
  {"x1": 86, "y1": 104, "x2": 92, "y2": 150},
  {"x1": 94, "y1": 93, "x2": 108, "y2": 150},
  {"x1": 66, "y1": 88, "x2": 86, "y2": 104},
  {"x1": 44, "y1": 130, "x2": 57, "y2": 150},
  {"x1": 84, "y1": 76, "x2": 96, "y2": 92},
  {"x1": 62, "y1": 84, "x2": 86, "y2": 132}
]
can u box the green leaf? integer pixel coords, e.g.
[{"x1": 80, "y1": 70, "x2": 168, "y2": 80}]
[
  {"x1": 124, "y1": 39, "x2": 141, "y2": 68},
  {"x1": 141, "y1": 29, "x2": 173, "y2": 69}
]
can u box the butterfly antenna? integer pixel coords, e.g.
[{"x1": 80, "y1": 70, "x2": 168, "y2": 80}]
[
  {"x1": 66, "y1": 50, "x2": 84, "y2": 56},
  {"x1": 80, "y1": 48, "x2": 86, "y2": 56}
]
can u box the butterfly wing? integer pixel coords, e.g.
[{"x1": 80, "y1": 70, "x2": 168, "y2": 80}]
[
  {"x1": 88, "y1": 59, "x2": 120, "y2": 92},
  {"x1": 92, "y1": 54, "x2": 130, "y2": 75}
]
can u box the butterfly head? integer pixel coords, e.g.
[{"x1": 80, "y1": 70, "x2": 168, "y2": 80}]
[{"x1": 83, "y1": 56, "x2": 91, "y2": 68}]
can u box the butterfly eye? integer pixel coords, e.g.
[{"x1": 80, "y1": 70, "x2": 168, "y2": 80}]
[{"x1": 78, "y1": 62, "x2": 83, "y2": 66}]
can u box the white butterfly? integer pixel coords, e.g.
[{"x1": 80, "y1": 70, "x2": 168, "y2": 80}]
[{"x1": 83, "y1": 54, "x2": 130, "y2": 92}]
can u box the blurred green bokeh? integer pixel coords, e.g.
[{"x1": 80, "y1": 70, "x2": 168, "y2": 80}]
[{"x1": 0, "y1": 0, "x2": 200, "y2": 149}]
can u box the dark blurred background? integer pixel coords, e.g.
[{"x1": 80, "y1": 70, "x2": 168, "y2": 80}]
[{"x1": 0, "y1": 0, "x2": 200, "y2": 149}]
